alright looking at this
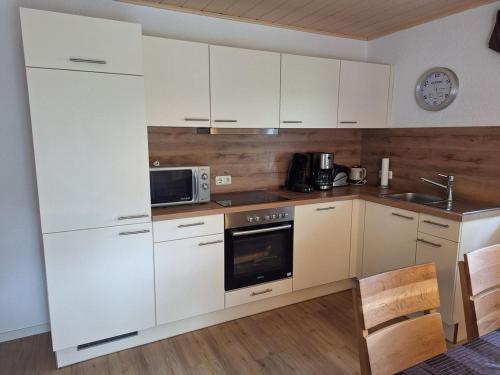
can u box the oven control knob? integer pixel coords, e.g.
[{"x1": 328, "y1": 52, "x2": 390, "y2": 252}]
[
  {"x1": 201, "y1": 173, "x2": 209, "y2": 180},
  {"x1": 271, "y1": 214, "x2": 277, "y2": 219},
  {"x1": 247, "y1": 216, "x2": 254, "y2": 223},
  {"x1": 254, "y1": 216, "x2": 260, "y2": 222},
  {"x1": 284, "y1": 212, "x2": 289, "y2": 217},
  {"x1": 278, "y1": 213, "x2": 284, "y2": 219},
  {"x1": 264, "y1": 215, "x2": 270, "y2": 220},
  {"x1": 201, "y1": 183, "x2": 209, "y2": 190}
]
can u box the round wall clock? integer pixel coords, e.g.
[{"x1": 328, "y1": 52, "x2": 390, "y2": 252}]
[{"x1": 415, "y1": 67, "x2": 459, "y2": 111}]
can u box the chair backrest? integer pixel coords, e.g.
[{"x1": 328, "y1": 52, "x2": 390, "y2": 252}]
[
  {"x1": 353, "y1": 263, "x2": 447, "y2": 375},
  {"x1": 459, "y1": 244, "x2": 500, "y2": 340}
]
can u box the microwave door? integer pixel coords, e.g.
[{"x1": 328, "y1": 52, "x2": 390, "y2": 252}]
[{"x1": 150, "y1": 169, "x2": 195, "y2": 207}]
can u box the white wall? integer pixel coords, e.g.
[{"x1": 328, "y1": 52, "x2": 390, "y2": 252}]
[
  {"x1": 368, "y1": 1, "x2": 500, "y2": 127},
  {"x1": 0, "y1": 0, "x2": 366, "y2": 340}
]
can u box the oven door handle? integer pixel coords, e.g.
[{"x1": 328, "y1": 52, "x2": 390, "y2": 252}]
[{"x1": 231, "y1": 224, "x2": 292, "y2": 237}]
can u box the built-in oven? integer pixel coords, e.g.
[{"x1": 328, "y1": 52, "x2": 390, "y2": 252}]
[
  {"x1": 224, "y1": 207, "x2": 294, "y2": 291},
  {"x1": 149, "y1": 166, "x2": 210, "y2": 207}
]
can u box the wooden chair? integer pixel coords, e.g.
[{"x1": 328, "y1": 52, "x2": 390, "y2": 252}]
[
  {"x1": 353, "y1": 263, "x2": 447, "y2": 375},
  {"x1": 459, "y1": 244, "x2": 500, "y2": 340}
]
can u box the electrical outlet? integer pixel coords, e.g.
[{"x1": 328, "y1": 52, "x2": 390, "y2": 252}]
[{"x1": 215, "y1": 175, "x2": 232, "y2": 185}]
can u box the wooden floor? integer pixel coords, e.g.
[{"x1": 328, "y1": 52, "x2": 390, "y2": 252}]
[{"x1": 0, "y1": 290, "x2": 361, "y2": 375}]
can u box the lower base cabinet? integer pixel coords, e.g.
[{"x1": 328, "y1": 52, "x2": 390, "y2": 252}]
[
  {"x1": 362, "y1": 202, "x2": 418, "y2": 276},
  {"x1": 293, "y1": 201, "x2": 352, "y2": 291},
  {"x1": 416, "y1": 232, "x2": 459, "y2": 323},
  {"x1": 225, "y1": 278, "x2": 293, "y2": 308},
  {"x1": 43, "y1": 224, "x2": 156, "y2": 351},
  {"x1": 155, "y1": 234, "x2": 225, "y2": 325}
]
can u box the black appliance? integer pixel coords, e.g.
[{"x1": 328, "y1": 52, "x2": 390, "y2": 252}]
[
  {"x1": 223, "y1": 206, "x2": 294, "y2": 291},
  {"x1": 285, "y1": 153, "x2": 314, "y2": 193},
  {"x1": 311, "y1": 152, "x2": 334, "y2": 190},
  {"x1": 213, "y1": 190, "x2": 289, "y2": 208}
]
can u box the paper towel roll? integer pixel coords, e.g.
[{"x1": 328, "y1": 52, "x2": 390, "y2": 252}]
[{"x1": 380, "y1": 158, "x2": 390, "y2": 187}]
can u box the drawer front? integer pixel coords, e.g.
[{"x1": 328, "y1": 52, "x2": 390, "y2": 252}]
[
  {"x1": 225, "y1": 278, "x2": 293, "y2": 308},
  {"x1": 153, "y1": 214, "x2": 224, "y2": 242},
  {"x1": 416, "y1": 232, "x2": 459, "y2": 323},
  {"x1": 20, "y1": 8, "x2": 143, "y2": 75},
  {"x1": 419, "y1": 214, "x2": 460, "y2": 242}
]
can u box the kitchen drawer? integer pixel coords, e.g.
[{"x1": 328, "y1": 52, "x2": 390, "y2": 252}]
[
  {"x1": 153, "y1": 214, "x2": 224, "y2": 242},
  {"x1": 225, "y1": 278, "x2": 293, "y2": 308},
  {"x1": 418, "y1": 214, "x2": 461, "y2": 242},
  {"x1": 416, "y1": 232, "x2": 460, "y2": 323},
  {"x1": 20, "y1": 8, "x2": 143, "y2": 75}
]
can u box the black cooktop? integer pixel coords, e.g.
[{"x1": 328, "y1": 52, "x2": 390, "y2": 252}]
[{"x1": 213, "y1": 191, "x2": 290, "y2": 207}]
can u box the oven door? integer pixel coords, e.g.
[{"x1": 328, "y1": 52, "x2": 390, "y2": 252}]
[
  {"x1": 150, "y1": 168, "x2": 197, "y2": 207},
  {"x1": 225, "y1": 222, "x2": 293, "y2": 291}
]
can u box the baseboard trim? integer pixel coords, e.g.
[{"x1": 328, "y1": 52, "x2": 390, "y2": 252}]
[
  {"x1": 0, "y1": 323, "x2": 50, "y2": 343},
  {"x1": 56, "y1": 279, "x2": 353, "y2": 367}
]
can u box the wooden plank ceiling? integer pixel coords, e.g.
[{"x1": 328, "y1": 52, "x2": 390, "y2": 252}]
[{"x1": 119, "y1": 0, "x2": 494, "y2": 40}]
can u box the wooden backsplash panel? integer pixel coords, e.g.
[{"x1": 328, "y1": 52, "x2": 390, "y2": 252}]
[
  {"x1": 361, "y1": 127, "x2": 500, "y2": 203},
  {"x1": 148, "y1": 127, "x2": 362, "y2": 193}
]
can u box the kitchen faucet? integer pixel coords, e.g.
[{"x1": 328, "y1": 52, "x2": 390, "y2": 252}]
[{"x1": 421, "y1": 173, "x2": 454, "y2": 201}]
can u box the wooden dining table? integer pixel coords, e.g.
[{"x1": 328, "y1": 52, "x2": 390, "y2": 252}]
[{"x1": 398, "y1": 329, "x2": 500, "y2": 374}]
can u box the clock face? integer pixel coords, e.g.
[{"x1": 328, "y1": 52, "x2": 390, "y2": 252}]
[{"x1": 415, "y1": 67, "x2": 458, "y2": 111}]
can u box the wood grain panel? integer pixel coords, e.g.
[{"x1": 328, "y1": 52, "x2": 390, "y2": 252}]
[
  {"x1": 0, "y1": 291, "x2": 363, "y2": 374},
  {"x1": 361, "y1": 127, "x2": 500, "y2": 203},
  {"x1": 121, "y1": 0, "x2": 495, "y2": 40},
  {"x1": 148, "y1": 127, "x2": 362, "y2": 193}
]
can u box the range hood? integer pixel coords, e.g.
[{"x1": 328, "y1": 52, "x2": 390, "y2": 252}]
[{"x1": 196, "y1": 127, "x2": 279, "y2": 135}]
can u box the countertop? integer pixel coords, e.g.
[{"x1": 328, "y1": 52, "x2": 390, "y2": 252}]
[{"x1": 151, "y1": 186, "x2": 500, "y2": 222}]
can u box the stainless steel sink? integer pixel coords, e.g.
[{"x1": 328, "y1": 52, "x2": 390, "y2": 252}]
[{"x1": 381, "y1": 192, "x2": 445, "y2": 205}]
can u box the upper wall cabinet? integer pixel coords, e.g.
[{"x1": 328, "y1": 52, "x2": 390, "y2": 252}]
[
  {"x1": 338, "y1": 61, "x2": 391, "y2": 128},
  {"x1": 19, "y1": 8, "x2": 143, "y2": 75},
  {"x1": 143, "y1": 37, "x2": 210, "y2": 127},
  {"x1": 280, "y1": 54, "x2": 340, "y2": 129},
  {"x1": 210, "y1": 45, "x2": 280, "y2": 128}
]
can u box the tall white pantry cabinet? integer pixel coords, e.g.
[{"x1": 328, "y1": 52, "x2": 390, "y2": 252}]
[{"x1": 20, "y1": 8, "x2": 155, "y2": 360}]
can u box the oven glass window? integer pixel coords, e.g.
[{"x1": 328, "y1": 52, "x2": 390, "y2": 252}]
[
  {"x1": 226, "y1": 224, "x2": 293, "y2": 290},
  {"x1": 150, "y1": 170, "x2": 193, "y2": 204}
]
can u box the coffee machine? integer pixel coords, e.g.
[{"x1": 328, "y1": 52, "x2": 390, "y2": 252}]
[
  {"x1": 285, "y1": 153, "x2": 314, "y2": 193},
  {"x1": 311, "y1": 152, "x2": 334, "y2": 190}
]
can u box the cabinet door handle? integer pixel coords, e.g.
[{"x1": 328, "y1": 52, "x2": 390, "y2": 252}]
[
  {"x1": 423, "y1": 220, "x2": 449, "y2": 228},
  {"x1": 282, "y1": 121, "x2": 303, "y2": 124},
  {"x1": 119, "y1": 229, "x2": 150, "y2": 236},
  {"x1": 178, "y1": 222, "x2": 205, "y2": 228},
  {"x1": 339, "y1": 121, "x2": 358, "y2": 124},
  {"x1": 251, "y1": 288, "x2": 273, "y2": 296},
  {"x1": 417, "y1": 238, "x2": 442, "y2": 248},
  {"x1": 118, "y1": 214, "x2": 149, "y2": 221},
  {"x1": 198, "y1": 240, "x2": 223, "y2": 246},
  {"x1": 69, "y1": 57, "x2": 107, "y2": 65},
  {"x1": 184, "y1": 118, "x2": 209, "y2": 122},
  {"x1": 316, "y1": 207, "x2": 336, "y2": 211},
  {"x1": 391, "y1": 212, "x2": 414, "y2": 220},
  {"x1": 213, "y1": 119, "x2": 237, "y2": 123}
]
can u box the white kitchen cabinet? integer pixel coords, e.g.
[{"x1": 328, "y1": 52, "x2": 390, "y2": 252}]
[
  {"x1": 155, "y1": 234, "x2": 224, "y2": 325},
  {"x1": 416, "y1": 232, "x2": 459, "y2": 323},
  {"x1": 293, "y1": 201, "x2": 352, "y2": 291},
  {"x1": 43, "y1": 224, "x2": 155, "y2": 351},
  {"x1": 280, "y1": 54, "x2": 340, "y2": 129},
  {"x1": 338, "y1": 61, "x2": 391, "y2": 128},
  {"x1": 153, "y1": 214, "x2": 224, "y2": 243},
  {"x1": 143, "y1": 37, "x2": 210, "y2": 127},
  {"x1": 26, "y1": 68, "x2": 150, "y2": 233},
  {"x1": 20, "y1": 8, "x2": 143, "y2": 75},
  {"x1": 362, "y1": 202, "x2": 418, "y2": 276},
  {"x1": 209, "y1": 45, "x2": 280, "y2": 128},
  {"x1": 225, "y1": 278, "x2": 293, "y2": 308}
]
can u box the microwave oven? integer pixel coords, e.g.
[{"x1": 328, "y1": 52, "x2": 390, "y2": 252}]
[{"x1": 150, "y1": 166, "x2": 210, "y2": 207}]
